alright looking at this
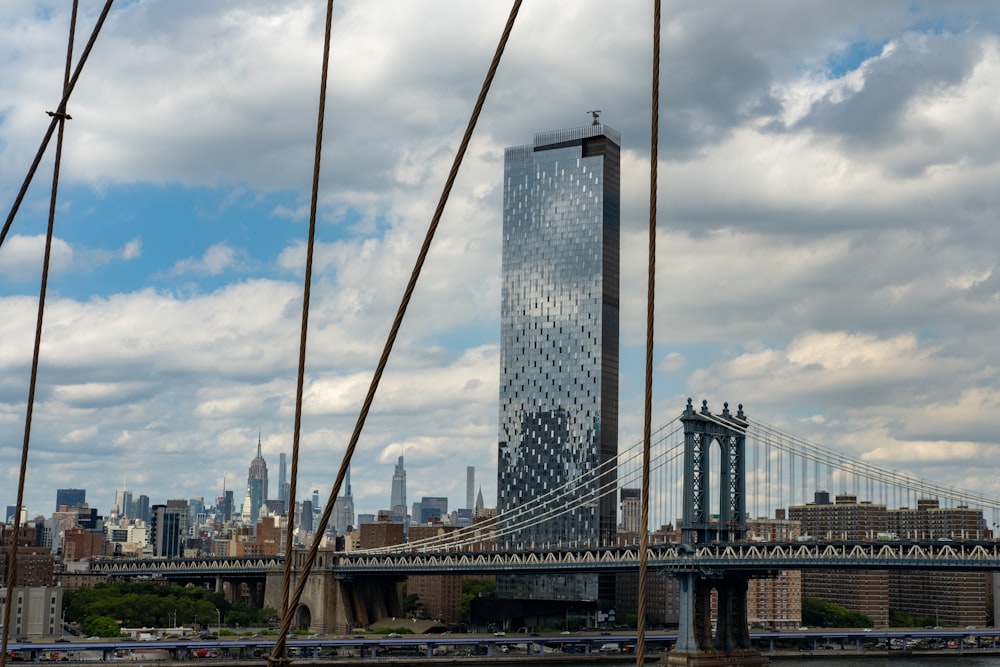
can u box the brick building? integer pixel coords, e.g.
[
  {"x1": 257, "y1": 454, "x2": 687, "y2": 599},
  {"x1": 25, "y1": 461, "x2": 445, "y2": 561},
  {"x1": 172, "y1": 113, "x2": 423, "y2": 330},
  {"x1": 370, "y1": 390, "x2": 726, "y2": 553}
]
[{"x1": 789, "y1": 492, "x2": 991, "y2": 627}]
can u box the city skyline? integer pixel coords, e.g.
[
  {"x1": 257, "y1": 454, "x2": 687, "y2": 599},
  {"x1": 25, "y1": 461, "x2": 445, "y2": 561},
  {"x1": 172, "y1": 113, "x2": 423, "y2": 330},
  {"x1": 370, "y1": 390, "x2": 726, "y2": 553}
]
[
  {"x1": 3, "y1": 3, "x2": 1000, "y2": 522},
  {"x1": 6, "y1": 440, "x2": 483, "y2": 525}
]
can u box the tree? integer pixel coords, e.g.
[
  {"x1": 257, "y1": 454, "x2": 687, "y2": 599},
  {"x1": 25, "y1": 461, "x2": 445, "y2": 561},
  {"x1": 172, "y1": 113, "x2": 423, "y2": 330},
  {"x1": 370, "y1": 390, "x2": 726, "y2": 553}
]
[
  {"x1": 65, "y1": 582, "x2": 233, "y2": 631},
  {"x1": 458, "y1": 579, "x2": 496, "y2": 622},
  {"x1": 81, "y1": 616, "x2": 121, "y2": 638},
  {"x1": 802, "y1": 598, "x2": 873, "y2": 628}
]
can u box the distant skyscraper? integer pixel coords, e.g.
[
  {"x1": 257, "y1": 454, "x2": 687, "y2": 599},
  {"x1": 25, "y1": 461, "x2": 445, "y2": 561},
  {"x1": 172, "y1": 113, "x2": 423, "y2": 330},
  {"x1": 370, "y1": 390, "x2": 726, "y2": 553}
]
[
  {"x1": 134, "y1": 494, "x2": 151, "y2": 524},
  {"x1": 419, "y1": 496, "x2": 448, "y2": 523},
  {"x1": 332, "y1": 467, "x2": 356, "y2": 533},
  {"x1": 497, "y1": 123, "x2": 620, "y2": 606},
  {"x1": 151, "y1": 501, "x2": 188, "y2": 558},
  {"x1": 620, "y1": 488, "x2": 641, "y2": 534},
  {"x1": 114, "y1": 489, "x2": 133, "y2": 519},
  {"x1": 466, "y1": 466, "x2": 475, "y2": 511},
  {"x1": 390, "y1": 455, "x2": 407, "y2": 520},
  {"x1": 279, "y1": 452, "x2": 289, "y2": 509},
  {"x1": 242, "y1": 435, "x2": 269, "y2": 523},
  {"x1": 55, "y1": 488, "x2": 86, "y2": 512},
  {"x1": 300, "y1": 500, "x2": 314, "y2": 532}
]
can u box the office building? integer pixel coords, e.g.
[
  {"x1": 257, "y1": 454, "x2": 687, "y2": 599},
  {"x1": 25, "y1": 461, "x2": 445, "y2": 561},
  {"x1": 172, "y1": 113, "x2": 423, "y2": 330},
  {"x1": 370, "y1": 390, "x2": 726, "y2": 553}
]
[
  {"x1": 113, "y1": 489, "x2": 133, "y2": 519},
  {"x1": 55, "y1": 488, "x2": 86, "y2": 512},
  {"x1": 390, "y1": 456, "x2": 407, "y2": 521},
  {"x1": 789, "y1": 492, "x2": 992, "y2": 627},
  {"x1": 242, "y1": 436, "x2": 269, "y2": 524},
  {"x1": 151, "y1": 501, "x2": 189, "y2": 559},
  {"x1": 418, "y1": 497, "x2": 448, "y2": 524},
  {"x1": 279, "y1": 452, "x2": 288, "y2": 508},
  {"x1": 300, "y1": 500, "x2": 314, "y2": 533},
  {"x1": 332, "y1": 467, "x2": 356, "y2": 534},
  {"x1": 497, "y1": 122, "x2": 620, "y2": 608},
  {"x1": 133, "y1": 494, "x2": 151, "y2": 524},
  {"x1": 619, "y1": 488, "x2": 640, "y2": 534},
  {"x1": 466, "y1": 467, "x2": 475, "y2": 511},
  {"x1": 0, "y1": 586, "x2": 62, "y2": 638}
]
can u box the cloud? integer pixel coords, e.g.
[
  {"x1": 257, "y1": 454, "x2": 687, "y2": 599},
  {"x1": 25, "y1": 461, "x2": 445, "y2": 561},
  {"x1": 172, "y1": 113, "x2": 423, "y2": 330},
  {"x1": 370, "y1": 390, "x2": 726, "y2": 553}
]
[
  {"x1": 165, "y1": 242, "x2": 252, "y2": 277},
  {"x1": 3, "y1": 1, "x2": 1000, "y2": 519},
  {"x1": 0, "y1": 234, "x2": 74, "y2": 279}
]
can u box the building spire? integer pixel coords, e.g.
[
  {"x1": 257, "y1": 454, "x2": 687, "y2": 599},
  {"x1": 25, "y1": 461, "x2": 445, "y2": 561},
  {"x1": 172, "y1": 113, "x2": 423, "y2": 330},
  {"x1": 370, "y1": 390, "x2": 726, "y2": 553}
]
[{"x1": 257, "y1": 431, "x2": 262, "y2": 458}]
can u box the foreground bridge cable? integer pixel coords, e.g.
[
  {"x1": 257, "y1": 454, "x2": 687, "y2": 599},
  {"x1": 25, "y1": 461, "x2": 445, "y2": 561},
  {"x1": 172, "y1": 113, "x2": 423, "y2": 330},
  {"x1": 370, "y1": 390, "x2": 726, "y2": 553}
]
[
  {"x1": 274, "y1": 0, "x2": 337, "y2": 662},
  {"x1": 266, "y1": 3, "x2": 524, "y2": 665},
  {"x1": 0, "y1": 0, "x2": 116, "y2": 250},
  {"x1": 0, "y1": 3, "x2": 88, "y2": 667},
  {"x1": 636, "y1": 0, "x2": 661, "y2": 663}
]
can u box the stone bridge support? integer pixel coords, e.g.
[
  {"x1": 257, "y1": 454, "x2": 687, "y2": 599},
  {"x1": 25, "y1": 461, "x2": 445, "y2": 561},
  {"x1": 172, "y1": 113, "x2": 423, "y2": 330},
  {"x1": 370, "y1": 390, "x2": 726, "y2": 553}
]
[{"x1": 264, "y1": 549, "x2": 403, "y2": 633}]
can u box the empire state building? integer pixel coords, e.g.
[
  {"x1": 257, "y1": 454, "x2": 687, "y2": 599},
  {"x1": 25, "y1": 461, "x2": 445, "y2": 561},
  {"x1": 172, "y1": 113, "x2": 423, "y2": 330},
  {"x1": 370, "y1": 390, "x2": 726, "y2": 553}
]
[{"x1": 242, "y1": 435, "x2": 269, "y2": 523}]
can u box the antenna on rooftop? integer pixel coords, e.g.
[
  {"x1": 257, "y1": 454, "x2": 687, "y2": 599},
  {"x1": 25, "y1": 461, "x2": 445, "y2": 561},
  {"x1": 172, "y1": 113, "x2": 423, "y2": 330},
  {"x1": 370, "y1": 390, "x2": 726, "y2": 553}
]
[{"x1": 587, "y1": 109, "x2": 601, "y2": 125}]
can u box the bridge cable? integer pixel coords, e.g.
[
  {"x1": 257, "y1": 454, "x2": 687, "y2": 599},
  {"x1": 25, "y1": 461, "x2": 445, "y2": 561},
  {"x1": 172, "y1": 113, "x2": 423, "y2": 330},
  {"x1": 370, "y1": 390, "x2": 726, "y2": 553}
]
[
  {"x1": 0, "y1": 0, "x2": 116, "y2": 250},
  {"x1": 364, "y1": 425, "x2": 685, "y2": 555},
  {"x1": 273, "y1": 1, "x2": 337, "y2": 663},
  {"x1": 0, "y1": 4, "x2": 80, "y2": 667},
  {"x1": 748, "y1": 419, "x2": 1000, "y2": 513},
  {"x1": 636, "y1": 1, "x2": 660, "y2": 661},
  {"x1": 704, "y1": 410, "x2": 1000, "y2": 512},
  {"x1": 366, "y1": 424, "x2": 683, "y2": 555},
  {"x1": 367, "y1": 425, "x2": 683, "y2": 555},
  {"x1": 268, "y1": 4, "x2": 523, "y2": 662}
]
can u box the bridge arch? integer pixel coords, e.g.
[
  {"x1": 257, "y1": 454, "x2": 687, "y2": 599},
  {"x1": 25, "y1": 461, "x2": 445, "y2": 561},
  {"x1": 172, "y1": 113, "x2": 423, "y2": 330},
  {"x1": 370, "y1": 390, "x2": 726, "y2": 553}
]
[{"x1": 295, "y1": 604, "x2": 312, "y2": 631}]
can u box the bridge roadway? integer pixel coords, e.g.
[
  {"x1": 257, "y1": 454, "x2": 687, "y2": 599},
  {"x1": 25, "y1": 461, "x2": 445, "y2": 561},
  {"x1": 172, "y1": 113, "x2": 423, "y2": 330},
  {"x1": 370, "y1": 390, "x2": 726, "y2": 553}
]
[
  {"x1": 89, "y1": 540, "x2": 1000, "y2": 579},
  {"x1": 9, "y1": 628, "x2": 1000, "y2": 661}
]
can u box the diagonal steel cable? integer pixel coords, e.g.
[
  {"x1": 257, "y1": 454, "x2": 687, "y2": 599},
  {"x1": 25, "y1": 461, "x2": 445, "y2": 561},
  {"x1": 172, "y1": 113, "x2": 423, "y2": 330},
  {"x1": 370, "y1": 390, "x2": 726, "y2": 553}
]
[
  {"x1": 267, "y1": 2, "x2": 523, "y2": 664},
  {"x1": 0, "y1": 0, "x2": 116, "y2": 250},
  {"x1": 0, "y1": 3, "x2": 80, "y2": 666}
]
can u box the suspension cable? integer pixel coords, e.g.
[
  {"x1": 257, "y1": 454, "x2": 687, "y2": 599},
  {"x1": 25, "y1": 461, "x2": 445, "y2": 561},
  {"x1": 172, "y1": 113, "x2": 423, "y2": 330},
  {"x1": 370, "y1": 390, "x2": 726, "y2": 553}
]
[
  {"x1": 366, "y1": 423, "x2": 682, "y2": 554},
  {"x1": 267, "y1": 3, "x2": 523, "y2": 661},
  {"x1": 0, "y1": 4, "x2": 79, "y2": 667},
  {"x1": 636, "y1": 0, "x2": 660, "y2": 661},
  {"x1": 0, "y1": 0, "x2": 116, "y2": 250},
  {"x1": 271, "y1": 1, "x2": 337, "y2": 664}
]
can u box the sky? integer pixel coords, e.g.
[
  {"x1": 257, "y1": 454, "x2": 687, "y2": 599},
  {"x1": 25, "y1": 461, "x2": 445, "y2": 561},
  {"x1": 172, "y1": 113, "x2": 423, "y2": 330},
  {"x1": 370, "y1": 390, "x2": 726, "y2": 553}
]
[{"x1": 2, "y1": 1, "x2": 1000, "y2": 525}]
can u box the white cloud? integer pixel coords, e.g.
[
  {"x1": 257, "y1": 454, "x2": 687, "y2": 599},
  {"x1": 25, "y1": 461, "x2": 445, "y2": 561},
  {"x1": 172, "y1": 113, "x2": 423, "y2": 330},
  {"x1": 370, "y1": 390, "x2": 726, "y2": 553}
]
[{"x1": 3, "y1": 1, "x2": 1000, "y2": 519}]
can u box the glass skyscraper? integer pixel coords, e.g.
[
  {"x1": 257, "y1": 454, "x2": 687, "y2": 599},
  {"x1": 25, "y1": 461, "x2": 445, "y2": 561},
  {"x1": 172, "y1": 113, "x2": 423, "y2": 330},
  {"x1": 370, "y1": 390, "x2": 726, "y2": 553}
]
[{"x1": 497, "y1": 123, "x2": 620, "y2": 606}]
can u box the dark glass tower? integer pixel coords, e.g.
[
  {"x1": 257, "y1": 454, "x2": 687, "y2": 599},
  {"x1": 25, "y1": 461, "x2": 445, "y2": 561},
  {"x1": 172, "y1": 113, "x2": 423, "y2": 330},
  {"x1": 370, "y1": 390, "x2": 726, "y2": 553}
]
[{"x1": 497, "y1": 123, "x2": 620, "y2": 607}]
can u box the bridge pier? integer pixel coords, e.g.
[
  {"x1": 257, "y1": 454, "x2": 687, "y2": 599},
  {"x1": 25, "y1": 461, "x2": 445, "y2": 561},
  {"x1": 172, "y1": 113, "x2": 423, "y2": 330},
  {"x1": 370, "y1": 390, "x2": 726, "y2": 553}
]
[
  {"x1": 666, "y1": 400, "x2": 767, "y2": 667},
  {"x1": 264, "y1": 548, "x2": 404, "y2": 633}
]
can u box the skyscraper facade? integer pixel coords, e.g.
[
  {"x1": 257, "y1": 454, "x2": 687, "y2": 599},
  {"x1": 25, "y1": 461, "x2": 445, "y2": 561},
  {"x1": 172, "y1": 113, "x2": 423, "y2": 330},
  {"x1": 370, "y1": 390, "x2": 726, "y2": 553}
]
[
  {"x1": 390, "y1": 455, "x2": 407, "y2": 520},
  {"x1": 55, "y1": 488, "x2": 86, "y2": 512},
  {"x1": 497, "y1": 123, "x2": 620, "y2": 606},
  {"x1": 242, "y1": 436, "x2": 268, "y2": 523},
  {"x1": 466, "y1": 466, "x2": 475, "y2": 511},
  {"x1": 279, "y1": 452, "x2": 288, "y2": 508},
  {"x1": 332, "y1": 467, "x2": 356, "y2": 533}
]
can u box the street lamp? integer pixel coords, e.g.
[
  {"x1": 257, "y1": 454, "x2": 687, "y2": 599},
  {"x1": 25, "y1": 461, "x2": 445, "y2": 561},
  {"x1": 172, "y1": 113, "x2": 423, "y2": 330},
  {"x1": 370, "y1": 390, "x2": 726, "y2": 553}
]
[{"x1": 215, "y1": 608, "x2": 221, "y2": 640}]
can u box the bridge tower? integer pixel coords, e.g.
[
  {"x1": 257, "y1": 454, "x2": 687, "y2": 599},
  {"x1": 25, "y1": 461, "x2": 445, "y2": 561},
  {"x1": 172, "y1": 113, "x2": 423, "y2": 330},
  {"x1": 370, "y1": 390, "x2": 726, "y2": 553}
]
[{"x1": 667, "y1": 399, "x2": 767, "y2": 667}]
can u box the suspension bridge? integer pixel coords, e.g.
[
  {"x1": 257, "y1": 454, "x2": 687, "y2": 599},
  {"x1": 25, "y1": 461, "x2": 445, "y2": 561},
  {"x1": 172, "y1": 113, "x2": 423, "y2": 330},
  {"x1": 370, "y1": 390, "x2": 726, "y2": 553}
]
[
  {"x1": 3, "y1": 2, "x2": 997, "y2": 666},
  {"x1": 85, "y1": 398, "x2": 1000, "y2": 666}
]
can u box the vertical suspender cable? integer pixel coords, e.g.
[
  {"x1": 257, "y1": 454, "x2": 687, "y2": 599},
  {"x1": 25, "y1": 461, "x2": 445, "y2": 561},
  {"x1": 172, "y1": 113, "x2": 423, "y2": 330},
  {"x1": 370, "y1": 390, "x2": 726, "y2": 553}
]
[
  {"x1": 276, "y1": 1, "x2": 336, "y2": 655},
  {"x1": 0, "y1": 4, "x2": 79, "y2": 667},
  {"x1": 635, "y1": 1, "x2": 660, "y2": 662},
  {"x1": 267, "y1": 4, "x2": 523, "y2": 665}
]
